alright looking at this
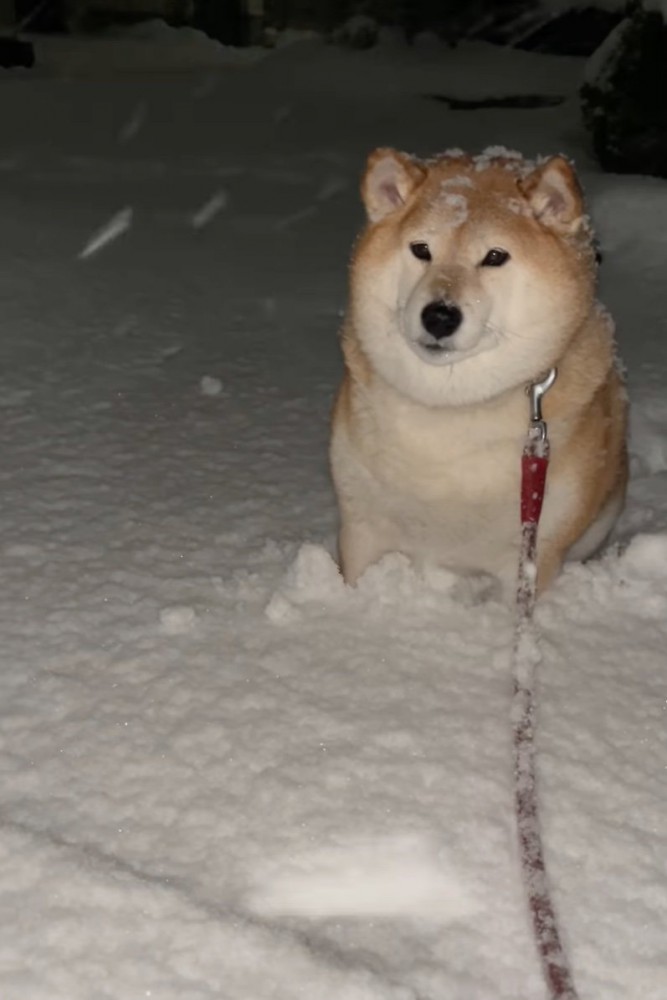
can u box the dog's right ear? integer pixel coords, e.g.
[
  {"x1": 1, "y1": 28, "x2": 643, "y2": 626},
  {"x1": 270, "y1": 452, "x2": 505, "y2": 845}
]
[{"x1": 361, "y1": 148, "x2": 426, "y2": 223}]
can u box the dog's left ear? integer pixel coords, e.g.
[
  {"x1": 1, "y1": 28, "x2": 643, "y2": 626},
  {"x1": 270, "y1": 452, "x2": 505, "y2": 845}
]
[{"x1": 520, "y1": 156, "x2": 585, "y2": 234}]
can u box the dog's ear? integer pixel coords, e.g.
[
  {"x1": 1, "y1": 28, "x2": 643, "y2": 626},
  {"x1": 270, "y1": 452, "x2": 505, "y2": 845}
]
[
  {"x1": 361, "y1": 148, "x2": 426, "y2": 223},
  {"x1": 520, "y1": 156, "x2": 585, "y2": 234}
]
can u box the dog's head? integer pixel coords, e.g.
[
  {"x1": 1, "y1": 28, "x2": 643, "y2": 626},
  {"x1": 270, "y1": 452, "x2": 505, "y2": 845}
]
[{"x1": 348, "y1": 147, "x2": 597, "y2": 407}]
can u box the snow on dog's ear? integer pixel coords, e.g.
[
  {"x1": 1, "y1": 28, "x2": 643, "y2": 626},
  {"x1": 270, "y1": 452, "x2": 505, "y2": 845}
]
[
  {"x1": 361, "y1": 148, "x2": 426, "y2": 223},
  {"x1": 520, "y1": 156, "x2": 585, "y2": 234}
]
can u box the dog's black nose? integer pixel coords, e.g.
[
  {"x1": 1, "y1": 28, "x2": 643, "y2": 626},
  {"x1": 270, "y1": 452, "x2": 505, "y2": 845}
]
[{"x1": 421, "y1": 301, "x2": 462, "y2": 339}]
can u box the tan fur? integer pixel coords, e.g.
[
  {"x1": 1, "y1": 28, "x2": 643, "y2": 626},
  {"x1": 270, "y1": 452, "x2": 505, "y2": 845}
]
[{"x1": 330, "y1": 148, "x2": 628, "y2": 597}]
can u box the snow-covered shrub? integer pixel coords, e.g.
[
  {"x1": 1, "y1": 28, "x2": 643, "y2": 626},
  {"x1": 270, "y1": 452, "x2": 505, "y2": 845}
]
[
  {"x1": 581, "y1": 3, "x2": 667, "y2": 177},
  {"x1": 331, "y1": 13, "x2": 379, "y2": 49},
  {"x1": 517, "y1": 4, "x2": 623, "y2": 55}
]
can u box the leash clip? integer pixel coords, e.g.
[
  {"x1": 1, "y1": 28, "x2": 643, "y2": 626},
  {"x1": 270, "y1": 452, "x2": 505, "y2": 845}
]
[{"x1": 527, "y1": 368, "x2": 557, "y2": 441}]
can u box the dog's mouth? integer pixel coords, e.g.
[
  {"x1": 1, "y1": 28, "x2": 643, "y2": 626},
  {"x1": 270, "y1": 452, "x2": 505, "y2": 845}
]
[
  {"x1": 420, "y1": 340, "x2": 454, "y2": 354},
  {"x1": 410, "y1": 328, "x2": 498, "y2": 366},
  {"x1": 411, "y1": 339, "x2": 469, "y2": 365}
]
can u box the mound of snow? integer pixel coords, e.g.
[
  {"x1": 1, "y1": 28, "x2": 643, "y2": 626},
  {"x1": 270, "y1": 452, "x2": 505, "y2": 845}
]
[
  {"x1": 28, "y1": 19, "x2": 265, "y2": 77},
  {"x1": 246, "y1": 832, "x2": 483, "y2": 920}
]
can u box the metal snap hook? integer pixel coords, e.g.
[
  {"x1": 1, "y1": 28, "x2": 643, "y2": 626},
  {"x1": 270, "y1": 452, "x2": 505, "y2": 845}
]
[{"x1": 528, "y1": 368, "x2": 557, "y2": 426}]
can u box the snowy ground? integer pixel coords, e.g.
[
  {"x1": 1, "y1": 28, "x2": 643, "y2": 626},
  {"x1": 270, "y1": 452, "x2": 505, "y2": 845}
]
[{"x1": 0, "y1": 35, "x2": 666, "y2": 1000}]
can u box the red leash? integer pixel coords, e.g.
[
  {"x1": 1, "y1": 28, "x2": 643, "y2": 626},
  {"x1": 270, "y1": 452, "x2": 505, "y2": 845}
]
[{"x1": 513, "y1": 370, "x2": 580, "y2": 1000}]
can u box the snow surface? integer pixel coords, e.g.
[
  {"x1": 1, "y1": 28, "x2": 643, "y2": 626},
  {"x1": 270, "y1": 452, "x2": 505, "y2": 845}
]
[{"x1": 0, "y1": 33, "x2": 666, "y2": 1000}]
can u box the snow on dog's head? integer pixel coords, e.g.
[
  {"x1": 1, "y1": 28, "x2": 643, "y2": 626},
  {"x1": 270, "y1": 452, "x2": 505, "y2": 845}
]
[{"x1": 347, "y1": 147, "x2": 597, "y2": 407}]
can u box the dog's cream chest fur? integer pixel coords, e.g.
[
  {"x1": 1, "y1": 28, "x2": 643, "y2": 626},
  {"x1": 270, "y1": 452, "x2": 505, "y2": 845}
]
[{"x1": 332, "y1": 381, "x2": 528, "y2": 577}]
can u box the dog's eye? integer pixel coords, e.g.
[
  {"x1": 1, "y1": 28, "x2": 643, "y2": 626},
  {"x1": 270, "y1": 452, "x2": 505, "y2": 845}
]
[
  {"x1": 481, "y1": 248, "x2": 510, "y2": 267},
  {"x1": 410, "y1": 242, "x2": 431, "y2": 262}
]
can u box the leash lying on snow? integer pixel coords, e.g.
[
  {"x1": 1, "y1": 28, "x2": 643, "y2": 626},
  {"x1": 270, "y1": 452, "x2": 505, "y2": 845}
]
[{"x1": 513, "y1": 369, "x2": 580, "y2": 1000}]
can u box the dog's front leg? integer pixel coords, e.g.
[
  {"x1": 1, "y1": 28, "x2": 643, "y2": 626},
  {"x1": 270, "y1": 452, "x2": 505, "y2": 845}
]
[
  {"x1": 536, "y1": 542, "x2": 566, "y2": 595},
  {"x1": 338, "y1": 519, "x2": 393, "y2": 586}
]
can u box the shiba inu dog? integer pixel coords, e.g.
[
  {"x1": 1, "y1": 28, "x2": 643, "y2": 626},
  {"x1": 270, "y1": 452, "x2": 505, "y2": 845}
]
[{"x1": 330, "y1": 147, "x2": 628, "y2": 597}]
